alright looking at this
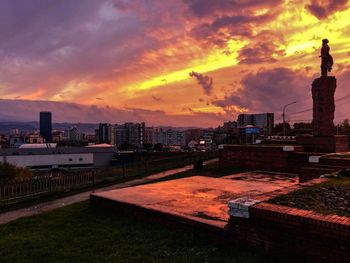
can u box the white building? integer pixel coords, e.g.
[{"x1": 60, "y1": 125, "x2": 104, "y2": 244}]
[
  {"x1": 154, "y1": 129, "x2": 186, "y2": 146},
  {"x1": 0, "y1": 145, "x2": 118, "y2": 170}
]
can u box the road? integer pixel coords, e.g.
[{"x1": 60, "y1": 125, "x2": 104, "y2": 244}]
[{"x1": 0, "y1": 158, "x2": 217, "y2": 225}]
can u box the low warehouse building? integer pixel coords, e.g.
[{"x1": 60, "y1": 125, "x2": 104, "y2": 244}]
[{"x1": 0, "y1": 145, "x2": 118, "y2": 170}]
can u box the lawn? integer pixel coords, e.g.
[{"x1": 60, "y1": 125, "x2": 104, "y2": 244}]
[
  {"x1": 269, "y1": 176, "x2": 350, "y2": 217},
  {"x1": 0, "y1": 201, "x2": 290, "y2": 263}
]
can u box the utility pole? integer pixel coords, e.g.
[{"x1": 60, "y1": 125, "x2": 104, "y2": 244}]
[{"x1": 283, "y1": 101, "x2": 297, "y2": 136}]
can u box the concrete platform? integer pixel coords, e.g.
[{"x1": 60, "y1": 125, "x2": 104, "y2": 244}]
[{"x1": 90, "y1": 172, "x2": 298, "y2": 232}]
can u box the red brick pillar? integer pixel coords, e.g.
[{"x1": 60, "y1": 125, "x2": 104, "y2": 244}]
[
  {"x1": 297, "y1": 77, "x2": 348, "y2": 152},
  {"x1": 312, "y1": 76, "x2": 336, "y2": 136}
]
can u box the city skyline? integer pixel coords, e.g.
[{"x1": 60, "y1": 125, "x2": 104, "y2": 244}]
[{"x1": 1, "y1": 0, "x2": 350, "y2": 126}]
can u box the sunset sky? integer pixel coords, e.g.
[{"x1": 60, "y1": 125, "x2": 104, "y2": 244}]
[{"x1": 1, "y1": 0, "x2": 350, "y2": 127}]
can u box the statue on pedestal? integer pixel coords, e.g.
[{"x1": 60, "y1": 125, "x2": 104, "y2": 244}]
[
  {"x1": 296, "y1": 40, "x2": 349, "y2": 152},
  {"x1": 320, "y1": 39, "x2": 333, "y2": 77}
]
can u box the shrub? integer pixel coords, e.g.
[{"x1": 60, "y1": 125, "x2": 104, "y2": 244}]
[{"x1": 0, "y1": 162, "x2": 32, "y2": 184}]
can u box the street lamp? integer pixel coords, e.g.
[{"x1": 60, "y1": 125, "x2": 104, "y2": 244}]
[{"x1": 283, "y1": 101, "x2": 297, "y2": 136}]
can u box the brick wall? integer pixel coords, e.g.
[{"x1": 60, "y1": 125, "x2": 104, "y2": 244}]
[
  {"x1": 296, "y1": 135, "x2": 348, "y2": 153},
  {"x1": 219, "y1": 145, "x2": 306, "y2": 173},
  {"x1": 229, "y1": 202, "x2": 350, "y2": 262}
]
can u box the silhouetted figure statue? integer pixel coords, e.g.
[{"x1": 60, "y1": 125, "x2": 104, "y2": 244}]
[{"x1": 320, "y1": 39, "x2": 333, "y2": 77}]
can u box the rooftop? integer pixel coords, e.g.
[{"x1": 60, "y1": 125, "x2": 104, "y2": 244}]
[{"x1": 91, "y1": 171, "x2": 298, "y2": 229}]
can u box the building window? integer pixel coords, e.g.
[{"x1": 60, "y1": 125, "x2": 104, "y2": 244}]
[
  {"x1": 79, "y1": 158, "x2": 83, "y2": 161},
  {"x1": 69, "y1": 158, "x2": 73, "y2": 161}
]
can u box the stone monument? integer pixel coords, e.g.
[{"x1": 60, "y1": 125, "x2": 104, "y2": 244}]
[
  {"x1": 312, "y1": 76, "x2": 336, "y2": 137},
  {"x1": 296, "y1": 40, "x2": 348, "y2": 153}
]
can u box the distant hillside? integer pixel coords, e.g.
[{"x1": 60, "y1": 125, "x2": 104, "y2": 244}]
[
  {"x1": 0, "y1": 122, "x2": 38, "y2": 134},
  {"x1": 0, "y1": 122, "x2": 203, "y2": 135},
  {"x1": 0, "y1": 99, "x2": 220, "y2": 128},
  {"x1": 0, "y1": 122, "x2": 99, "y2": 134}
]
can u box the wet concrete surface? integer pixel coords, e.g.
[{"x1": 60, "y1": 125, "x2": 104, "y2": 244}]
[
  {"x1": 0, "y1": 159, "x2": 217, "y2": 225},
  {"x1": 92, "y1": 171, "x2": 298, "y2": 228},
  {"x1": 222, "y1": 171, "x2": 298, "y2": 185}
]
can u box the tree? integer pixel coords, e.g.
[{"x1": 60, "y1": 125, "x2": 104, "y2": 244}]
[
  {"x1": 337, "y1": 119, "x2": 350, "y2": 134},
  {"x1": 273, "y1": 123, "x2": 291, "y2": 135},
  {"x1": 153, "y1": 143, "x2": 163, "y2": 152},
  {"x1": 0, "y1": 162, "x2": 32, "y2": 183},
  {"x1": 118, "y1": 143, "x2": 138, "y2": 151},
  {"x1": 293, "y1": 122, "x2": 313, "y2": 135},
  {"x1": 223, "y1": 134, "x2": 239, "y2": 144},
  {"x1": 341, "y1": 119, "x2": 350, "y2": 129},
  {"x1": 142, "y1": 143, "x2": 153, "y2": 152}
]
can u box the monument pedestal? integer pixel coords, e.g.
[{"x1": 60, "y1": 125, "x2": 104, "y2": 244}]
[
  {"x1": 312, "y1": 76, "x2": 336, "y2": 137},
  {"x1": 297, "y1": 76, "x2": 348, "y2": 153}
]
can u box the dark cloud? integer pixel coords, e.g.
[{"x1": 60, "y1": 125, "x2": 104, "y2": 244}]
[
  {"x1": 238, "y1": 31, "x2": 285, "y2": 64},
  {"x1": 187, "y1": 107, "x2": 195, "y2": 113},
  {"x1": 0, "y1": 0, "x2": 187, "y2": 99},
  {"x1": 184, "y1": 0, "x2": 281, "y2": 18},
  {"x1": 213, "y1": 68, "x2": 310, "y2": 114},
  {"x1": 306, "y1": 0, "x2": 348, "y2": 19},
  {"x1": 186, "y1": 0, "x2": 283, "y2": 47},
  {"x1": 211, "y1": 66, "x2": 350, "y2": 122},
  {"x1": 0, "y1": 0, "x2": 152, "y2": 97},
  {"x1": 189, "y1": 71, "x2": 213, "y2": 95},
  {"x1": 189, "y1": 12, "x2": 279, "y2": 47},
  {"x1": 0, "y1": 0, "x2": 103, "y2": 58},
  {"x1": 151, "y1": 95, "x2": 162, "y2": 102}
]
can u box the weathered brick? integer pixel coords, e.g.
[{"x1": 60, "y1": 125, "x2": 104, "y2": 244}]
[{"x1": 229, "y1": 202, "x2": 350, "y2": 262}]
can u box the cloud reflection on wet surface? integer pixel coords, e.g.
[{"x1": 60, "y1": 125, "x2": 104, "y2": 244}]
[{"x1": 93, "y1": 172, "x2": 298, "y2": 228}]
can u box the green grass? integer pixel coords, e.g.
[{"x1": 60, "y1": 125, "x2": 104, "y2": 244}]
[
  {"x1": 269, "y1": 177, "x2": 350, "y2": 217},
  {"x1": 0, "y1": 201, "x2": 289, "y2": 263}
]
